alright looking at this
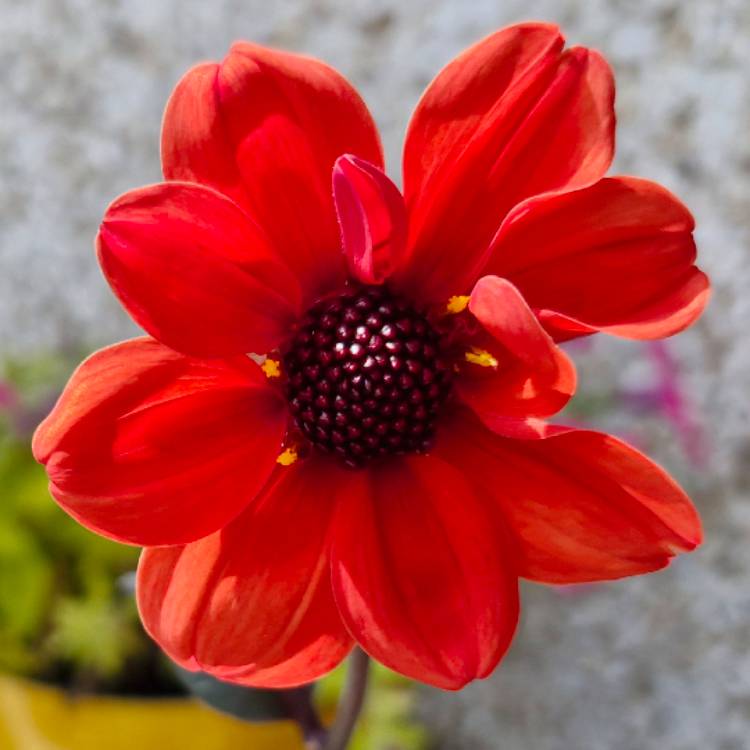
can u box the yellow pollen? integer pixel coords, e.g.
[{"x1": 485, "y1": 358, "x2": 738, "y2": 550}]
[
  {"x1": 276, "y1": 447, "x2": 298, "y2": 466},
  {"x1": 261, "y1": 358, "x2": 281, "y2": 378},
  {"x1": 465, "y1": 348, "x2": 499, "y2": 369},
  {"x1": 445, "y1": 295, "x2": 470, "y2": 314}
]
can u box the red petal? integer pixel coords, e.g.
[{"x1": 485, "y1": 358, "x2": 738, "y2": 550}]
[
  {"x1": 333, "y1": 155, "x2": 407, "y2": 285},
  {"x1": 32, "y1": 338, "x2": 286, "y2": 546},
  {"x1": 486, "y1": 177, "x2": 710, "y2": 340},
  {"x1": 456, "y1": 276, "x2": 576, "y2": 435},
  {"x1": 137, "y1": 457, "x2": 353, "y2": 688},
  {"x1": 98, "y1": 182, "x2": 301, "y2": 358},
  {"x1": 331, "y1": 455, "x2": 519, "y2": 690},
  {"x1": 398, "y1": 23, "x2": 614, "y2": 302},
  {"x1": 433, "y1": 409, "x2": 702, "y2": 583},
  {"x1": 162, "y1": 44, "x2": 383, "y2": 301}
]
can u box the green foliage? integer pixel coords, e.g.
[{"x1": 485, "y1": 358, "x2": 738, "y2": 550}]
[{"x1": 47, "y1": 597, "x2": 144, "y2": 680}]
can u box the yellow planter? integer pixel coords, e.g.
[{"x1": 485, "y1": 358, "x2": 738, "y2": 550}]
[{"x1": 0, "y1": 674, "x2": 308, "y2": 750}]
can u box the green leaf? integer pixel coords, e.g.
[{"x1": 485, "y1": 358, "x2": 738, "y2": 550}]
[{"x1": 173, "y1": 666, "x2": 294, "y2": 722}]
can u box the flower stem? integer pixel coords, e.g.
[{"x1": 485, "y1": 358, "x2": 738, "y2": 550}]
[
  {"x1": 320, "y1": 648, "x2": 371, "y2": 750},
  {"x1": 277, "y1": 686, "x2": 326, "y2": 748}
]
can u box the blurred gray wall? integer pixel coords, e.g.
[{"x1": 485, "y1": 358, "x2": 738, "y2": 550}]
[{"x1": 2, "y1": 1, "x2": 749, "y2": 748}]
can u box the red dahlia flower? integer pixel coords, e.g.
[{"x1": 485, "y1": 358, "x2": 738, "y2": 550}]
[{"x1": 33, "y1": 23, "x2": 709, "y2": 690}]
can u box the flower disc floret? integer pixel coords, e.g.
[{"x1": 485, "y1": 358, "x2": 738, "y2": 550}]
[{"x1": 283, "y1": 286, "x2": 453, "y2": 468}]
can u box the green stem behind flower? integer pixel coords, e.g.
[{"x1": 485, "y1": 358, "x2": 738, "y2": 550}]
[{"x1": 316, "y1": 648, "x2": 370, "y2": 750}]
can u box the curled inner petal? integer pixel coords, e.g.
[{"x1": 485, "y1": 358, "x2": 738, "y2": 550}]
[
  {"x1": 333, "y1": 154, "x2": 408, "y2": 286},
  {"x1": 456, "y1": 276, "x2": 576, "y2": 436}
]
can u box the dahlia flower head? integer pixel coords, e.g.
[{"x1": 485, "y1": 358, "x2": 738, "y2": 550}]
[{"x1": 34, "y1": 22, "x2": 710, "y2": 690}]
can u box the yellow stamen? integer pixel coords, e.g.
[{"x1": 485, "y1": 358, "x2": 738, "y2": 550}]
[
  {"x1": 276, "y1": 447, "x2": 298, "y2": 466},
  {"x1": 464, "y1": 348, "x2": 499, "y2": 369},
  {"x1": 445, "y1": 295, "x2": 470, "y2": 314},
  {"x1": 261, "y1": 358, "x2": 281, "y2": 378}
]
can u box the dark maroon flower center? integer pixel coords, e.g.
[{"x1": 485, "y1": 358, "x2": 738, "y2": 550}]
[{"x1": 282, "y1": 286, "x2": 453, "y2": 468}]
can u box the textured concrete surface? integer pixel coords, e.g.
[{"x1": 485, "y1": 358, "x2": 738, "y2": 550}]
[{"x1": 2, "y1": 1, "x2": 749, "y2": 748}]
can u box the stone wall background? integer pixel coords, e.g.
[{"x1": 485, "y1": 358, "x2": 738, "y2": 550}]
[{"x1": 1, "y1": 1, "x2": 748, "y2": 748}]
